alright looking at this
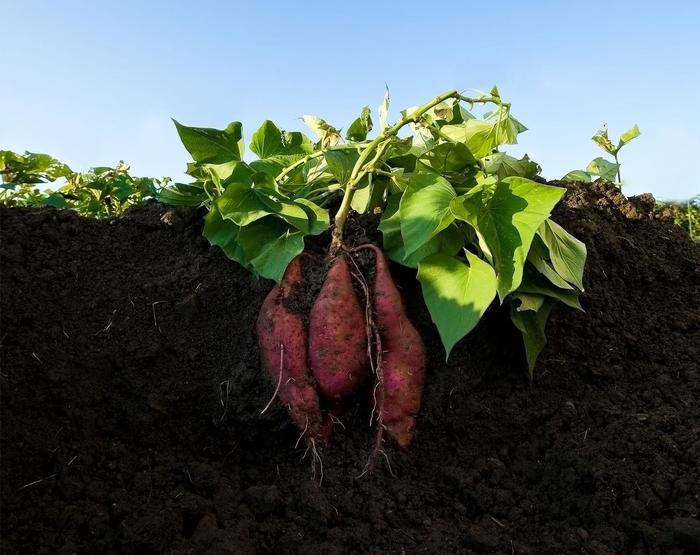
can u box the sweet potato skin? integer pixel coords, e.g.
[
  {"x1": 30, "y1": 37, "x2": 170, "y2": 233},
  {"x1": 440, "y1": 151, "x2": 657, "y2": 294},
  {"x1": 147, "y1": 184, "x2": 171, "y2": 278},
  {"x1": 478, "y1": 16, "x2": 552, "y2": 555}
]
[
  {"x1": 309, "y1": 256, "x2": 369, "y2": 400},
  {"x1": 256, "y1": 256, "x2": 330, "y2": 441},
  {"x1": 366, "y1": 245, "x2": 426, "y2": 449}
]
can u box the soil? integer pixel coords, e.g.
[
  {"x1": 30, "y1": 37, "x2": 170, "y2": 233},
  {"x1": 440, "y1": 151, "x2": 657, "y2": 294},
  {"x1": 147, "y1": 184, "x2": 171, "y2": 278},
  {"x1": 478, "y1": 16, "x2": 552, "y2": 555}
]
[{"x1": 1, "y1": 181, "x2": 699, "y2": 554}]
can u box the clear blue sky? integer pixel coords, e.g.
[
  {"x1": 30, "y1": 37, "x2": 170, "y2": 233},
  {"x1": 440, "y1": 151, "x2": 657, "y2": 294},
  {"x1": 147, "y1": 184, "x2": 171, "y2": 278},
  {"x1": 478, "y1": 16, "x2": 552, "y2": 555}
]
[{"x1": 3, "y1": 0, "x2": 699, "y2": 200}]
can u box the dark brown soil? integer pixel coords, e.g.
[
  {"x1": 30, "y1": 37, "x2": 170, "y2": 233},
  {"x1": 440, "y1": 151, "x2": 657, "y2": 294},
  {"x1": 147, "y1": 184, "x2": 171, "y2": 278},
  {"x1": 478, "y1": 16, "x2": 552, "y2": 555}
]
[{"x1": 1, "y1": 182, "x2": 698, "y2": 554}]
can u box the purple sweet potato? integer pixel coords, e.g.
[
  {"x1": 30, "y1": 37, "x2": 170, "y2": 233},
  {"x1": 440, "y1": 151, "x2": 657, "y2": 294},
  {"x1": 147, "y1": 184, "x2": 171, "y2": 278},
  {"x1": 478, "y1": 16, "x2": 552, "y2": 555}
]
[
  {"x1": 364, "y1": 244, "x2": 426, "y2": 449},
  {"x1": 309, "y1": 256, "x2": 369, "y2": 400},
  {"x1": 256, "y1": 256, "x2": 331, "y2": 442}
]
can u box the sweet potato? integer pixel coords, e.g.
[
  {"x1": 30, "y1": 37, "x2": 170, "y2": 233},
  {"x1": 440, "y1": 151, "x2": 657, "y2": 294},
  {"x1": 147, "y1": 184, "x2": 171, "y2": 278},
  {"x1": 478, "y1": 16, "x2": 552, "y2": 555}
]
[
  {"x1": 363, "y1": 244, "x2": 426, "y2": 449},
  {"x1": 309, "y1": 256, "x2": 369, "y2": 400},
  {"x1": 256, "y1": 256, "x2": 331, "y2": 442}
]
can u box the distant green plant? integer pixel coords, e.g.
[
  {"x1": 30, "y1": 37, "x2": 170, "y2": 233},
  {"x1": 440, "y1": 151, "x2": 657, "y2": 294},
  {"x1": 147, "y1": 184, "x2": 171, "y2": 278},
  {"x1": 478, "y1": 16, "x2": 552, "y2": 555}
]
[
  {"x1": 563, "y1": 124, "x2": 641, "y2": 185},
  {"x1": 0, "y1": 150, "x2": 168, "y2": 218},
  {"x1": 655, "y1": 195, "x2": 700, "y2": 241}
]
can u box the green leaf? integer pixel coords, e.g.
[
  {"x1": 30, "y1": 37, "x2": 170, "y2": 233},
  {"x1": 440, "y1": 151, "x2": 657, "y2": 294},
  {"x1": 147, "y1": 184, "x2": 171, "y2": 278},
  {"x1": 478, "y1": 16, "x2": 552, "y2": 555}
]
[
  {"x1": 440, "y1": 120, "x2": 498, "y2": 158},
  {"x1": 378, "y1": 87, "x2": 390, "y2": 131},
  {"x1": 282, "y1": 131, "x2": 315, "y2": 154},
  {"x1": 484, "y1": 106, "x2": 527, "y2": 137},
  {"x1": 586, "y1": 157, "x2": 619, "y2": 181},
  {"x1": 386, "y1": 154, "x2": 417, "y2": 174},
  {"x1": 43, "y1": 192, "x2": 69, "y2": 209},
  {"x1": 203, "y1": 206, "x2": 247, "y2": 265},
  {"x1": 204, "y1": 208, "x2": 306, "y2": 283},
  {"x1": 513, "y1": 292, "x2": 545, "y2": 312},
  {"x1": 294, "y1": 197, "x2": 329, "y2": 235},
  {"x1": 216, "y1": 181, "x2": 272, "y2": 226},
  {"x1": 346, "y1": 106, "x2": 373, "y2": 142},
  {"x1": 527, "y1": 235, "x2": 575, "y2": 291},
  {"x1": 263, "y1": 194, "x2": 312, "y2": 232},
  {"x1": 250, "y1": 120, "x2": 283, "y2": 158},
  {"x1": 417, "y1": 250, "x2": 497, "y2": 358},
  {"x1": 365, "y1": 178, "x2": 388, "y2": 213},
  {"x1": 618, "y1": 124, "x2": 641, "y2": 149},
  {"x1": 187, "y1": 160, "x2": 252, "y2": 186},
  {"x1": 517, "y1": 264, "x2": 582, "y2": 310},
  {"x1": 419, "y1": 142, "x2": 476, "y2": 173},
  {"x1": 561, "y1": 170, "x2": 592, "y2": 183},
  {"x1": 422, "y1": 100, "x2": 459, "y2": 125},
  {"x1": 249, "y1": 158, "x2": 284, "y2": 178},
  {"x1": 379, "y1": 194, "x2": 462, "y2": 267},
  {"x1": 237, "y1": 217, "x2": 305, "y2": 282},
  {"x1": 451, "y1": 177, "x2": 565, "y2": 300},
  {"x1": 0, "y1": 150, "x2": 73, "y2": 184},
  {"x1": 324, "y1": 148, "x2": 360, "y2": 184},
  {"x1": 411, "y1": 125, "x2": 438, "y2": 154},
  {"x1": 399, "y1": 173, "x2": 457, "y2": 256},
  {"x1": 214, "y1": 179, "x2": 318, "y2": 234},
  {"x1": 158, "y1": 182, "x2": 209, "y2": 207},
  {"x1": 251, "y1": 171, "x2": 278, "y2": 190},
  {"x1": 271, "y1": 131, "x2": 315, "y2": 169},
  {"x1": 302, "y1": 115, "x2": 341, "y2": 147},
  {"x1": 350, "y1": 173, "x2": 375, "y2": 214},
  {"x1": 510, "y1": 296, "x2": 555, "y2": 377},
  {"x1": 302, "y1": 156, "x2": 332, "y2": 183},
  {"x1": 537, "y1": 219, "x2": 587, "y2": 291},
  {"x1": 173, "y1": 120, "x2": 244, "y2": 164},
  {"x1": 482, "y1": 153, "x2": 540, "y2": 180},
  {"x1": 591, "y1": 127, "x2": 615, "y2": 154}
]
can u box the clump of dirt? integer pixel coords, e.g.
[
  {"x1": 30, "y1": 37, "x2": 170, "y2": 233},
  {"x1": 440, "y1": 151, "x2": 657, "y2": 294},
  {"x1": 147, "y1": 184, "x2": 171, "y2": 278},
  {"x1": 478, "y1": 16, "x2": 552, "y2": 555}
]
[{"x1": 1, "y1": 181, "x2": 699, "y2": 554}]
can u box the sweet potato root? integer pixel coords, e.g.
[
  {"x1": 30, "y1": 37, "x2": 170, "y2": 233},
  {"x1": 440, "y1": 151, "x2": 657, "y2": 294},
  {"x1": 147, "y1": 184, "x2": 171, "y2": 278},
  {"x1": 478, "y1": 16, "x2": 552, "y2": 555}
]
[
  {"x1": 309, "y1": 256, "x2": 369, "y2": 400},
  {"x1": 363, "y1": 244, "x2": 426, "y2": 449},
  {"x1": 256, "y1": 256, "x2": 331, "y2": 442}
]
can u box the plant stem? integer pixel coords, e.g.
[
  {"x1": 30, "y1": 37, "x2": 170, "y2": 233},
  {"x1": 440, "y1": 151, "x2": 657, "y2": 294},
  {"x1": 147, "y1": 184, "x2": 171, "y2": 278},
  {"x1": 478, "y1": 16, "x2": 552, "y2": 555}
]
[
  {"x1": 274, "y1": 151, "x2": 325, "y2": 185},
  {"x1": 614, "y1": 153, "x2": 622, "y2": 185},
  {"x1": 329, "y1": 89, "x2": 503, "y2": 253}
]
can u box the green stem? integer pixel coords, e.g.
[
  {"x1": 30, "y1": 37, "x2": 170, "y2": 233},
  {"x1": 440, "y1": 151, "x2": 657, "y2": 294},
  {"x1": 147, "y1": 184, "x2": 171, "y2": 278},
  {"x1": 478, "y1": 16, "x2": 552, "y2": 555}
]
[
  {"x1": 614, "y1": 153, "x2": 622, "y2": 185},
  {"x1": 274, "y1": 151, "x2": 325, "y2": 185}
]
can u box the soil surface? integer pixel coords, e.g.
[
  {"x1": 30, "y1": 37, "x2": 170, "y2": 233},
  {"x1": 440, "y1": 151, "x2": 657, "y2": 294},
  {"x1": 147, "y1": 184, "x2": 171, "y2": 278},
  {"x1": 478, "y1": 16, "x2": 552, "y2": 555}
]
[{"x1": 1, "y1": 182, "x2": 699, "y2": 554}]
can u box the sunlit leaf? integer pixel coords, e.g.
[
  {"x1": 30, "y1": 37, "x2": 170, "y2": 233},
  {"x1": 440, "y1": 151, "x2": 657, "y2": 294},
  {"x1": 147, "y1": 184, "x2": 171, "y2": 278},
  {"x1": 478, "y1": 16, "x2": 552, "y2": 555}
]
[
  {"x1": 618, "y1": 124, "x2": 641, "y2": 149},
  {"x1": 537, "y1": 219, "x2": 586, "y2": 291},
  {"x1": 451, "y1": 177, "x2": 565, "y2": 300},
  {"x1": 250, "y1": 120, "x2": 284, "y2": 158},
  {"x1": 378, "y1": 87, "x2": 390, "y2": 132},
  {"x1": 561, "y1": 170, "x2": 592, "y2": 183},
  {"x1": 419, "y1": 142, "x2": 475, "y2": 173},
  {"x1": 527, "y1": 235, "x2": 575, "y2": 291},
  {"x1": 324, "y1": 148, "x2": 360, "y2": 184},
  {"x1": 346, "y1": 106, "x2": 373, "y2": 142},
  {"x1": 591, "y1": 127, "x2": 615, "y2": 154},
  {"x1": 302, "y1": 115, "x2": 342, "y2": 147},
  {"x1": 586, "y1": 157, "x2": 619, "y2": 181},
  {"x1": 379, "y1": 194, "x2": 463, "y2": 267},
  {"x1": 482, "y1": 153, "x2": 540, "y2": 179},
  {"x1": 173, "y1": 120, "x2": 244, "y2": 163},
  {"x1": 399, "y1": 173, "x2": 457, "y2": 256}
]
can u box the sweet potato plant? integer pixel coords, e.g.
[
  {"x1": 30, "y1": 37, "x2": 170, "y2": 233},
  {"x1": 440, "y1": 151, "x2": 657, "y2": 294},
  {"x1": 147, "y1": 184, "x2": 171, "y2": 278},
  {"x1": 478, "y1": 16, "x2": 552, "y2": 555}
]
[
  {"x1": 0, "y1": 151, "x2": 167, "y2": 218},
  {"x1": 563, "y1": 123, "x2": 641, "y2": 184},
  {"x1": 161, "y1": 87, "x2": 588, "y2": 459}
]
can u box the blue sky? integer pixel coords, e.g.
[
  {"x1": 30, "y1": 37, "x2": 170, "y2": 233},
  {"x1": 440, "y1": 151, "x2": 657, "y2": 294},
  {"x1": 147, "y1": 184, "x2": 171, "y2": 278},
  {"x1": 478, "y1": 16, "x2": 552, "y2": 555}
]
[{"x1": 3, "y1": 0, "x2": 699, "y2": 199}]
